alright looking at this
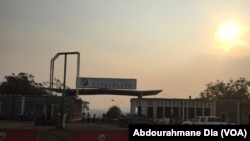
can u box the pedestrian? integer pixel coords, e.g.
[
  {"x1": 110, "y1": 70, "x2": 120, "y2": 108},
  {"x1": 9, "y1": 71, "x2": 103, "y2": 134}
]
[
  {"x1": 87, "y1": 112, "x2": 90, "y2": 123},
  {"x1": 92, "y1": 114, "x2": 96, "y2": 123},
  {"x1": 82, "y1": 112, "x2": 86, "y2": 123}
]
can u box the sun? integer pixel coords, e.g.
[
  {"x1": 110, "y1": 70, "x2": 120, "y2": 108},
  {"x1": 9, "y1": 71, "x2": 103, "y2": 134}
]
[
  {"x1": 218, "y1": 23, "x2": 239, "y2": 41},
  {"x1": 212, "y1": 20, "x2": 248, "y2": 58}
]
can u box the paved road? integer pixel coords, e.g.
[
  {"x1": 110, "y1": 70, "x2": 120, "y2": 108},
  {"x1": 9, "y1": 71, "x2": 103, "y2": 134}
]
[
  {"x1": 0, "y1": 119, "x2": 128, "y2": 141},
  {"x1": 0, "y1": 119, "x2": 127, "y2": 131}
]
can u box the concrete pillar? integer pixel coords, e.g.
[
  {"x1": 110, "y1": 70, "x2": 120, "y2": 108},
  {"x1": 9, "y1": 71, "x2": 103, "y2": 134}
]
[
  {"x1": 141, "y1": 100, "x2": 147, "y2": 116},
  {"x1": 153, "y1": 100, "x2": 157, "y2": 122},
  {"x1": 163, "y1": 106, "x2": 165, "y2": 118},
  {"x1": 21, "y1": 97, "x2": 25, "y2": 115},
  {"x1": 44, "y1": 104, "x2": 47, "y2": 120},
  {"x1": 138, "y1": 92, "x2": 143, "y2": 99},
  {"x1": 178, "y1": 106, "x2": 181, "y2": 119},
  {"x1": 0, "y1": 102, "x2": 2, "y2": 115},
  {"x1": 182, "y1": 101, "x2": 185, "y2": 120},
  {"x1": 237, "y1": 102, "x2": 240, "y2": 124},
  {"x1": 202, "y1": 102, "x2": 204, "y2": 116},
  {"x1": 213, "y1": 100, "x2": 216, "y2": 116},
  {"x1": 194, "y1": 102, "x2": 197, "y2": 117},
  {"x1": 185, "y1": 101, "x2": 189, "y2": 119},
  {"x1": 130, "y1": 99, "x2": 136, "y2": 114},
  {"x1": 51, "y1": 104, "x2": 54, "y2": 119}
]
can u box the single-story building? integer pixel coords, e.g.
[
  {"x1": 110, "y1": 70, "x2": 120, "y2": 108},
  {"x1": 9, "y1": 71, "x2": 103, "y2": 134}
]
[{"x1": 130, "y1": 98, "x2": 250, "y2": 124}]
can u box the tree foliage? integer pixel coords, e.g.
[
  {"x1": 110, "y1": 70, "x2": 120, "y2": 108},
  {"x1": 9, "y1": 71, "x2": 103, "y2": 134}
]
[
  {"x1": 0, "y1": 72, "x2": 51, "y2": 96},
  {"x1": 200, "y1": 77, "x2": 250, "y2": 100},
  {"x1": 78, "y1": 97, "x2": 89, "y2": 112},
  {"x1": 43, "y1": 78, "x2": 71, "y2": 90},
  {"x1": 106, "y1": 105, "x2": 122, "y2": 119},
  {"x1": 0, "y1": 72, "x2": 90, "y2": 121}
]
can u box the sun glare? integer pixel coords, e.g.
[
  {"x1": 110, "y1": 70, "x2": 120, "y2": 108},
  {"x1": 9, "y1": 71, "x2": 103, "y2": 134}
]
[
  {"x1": 218, "y1": 23, "x2": 239, "y2": 41},
  {"x1": 212, "y1": 20, "x2": 249, "y2": 58}
]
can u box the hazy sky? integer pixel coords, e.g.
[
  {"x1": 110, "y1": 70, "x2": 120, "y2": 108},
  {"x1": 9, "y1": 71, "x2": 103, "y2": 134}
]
[{"x1": 1, "y1": 0, "x2": 250, "y2": 113}]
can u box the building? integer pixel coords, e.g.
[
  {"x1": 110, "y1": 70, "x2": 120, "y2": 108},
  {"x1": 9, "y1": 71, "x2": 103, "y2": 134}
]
[{"x1": 130, "y1": 98, "x2": 250, "y2": 124}]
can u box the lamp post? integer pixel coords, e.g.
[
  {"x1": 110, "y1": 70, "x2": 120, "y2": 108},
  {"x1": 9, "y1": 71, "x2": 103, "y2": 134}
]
[{"x1": 111, "y1": 99, "x2": 123, "y2": 107}]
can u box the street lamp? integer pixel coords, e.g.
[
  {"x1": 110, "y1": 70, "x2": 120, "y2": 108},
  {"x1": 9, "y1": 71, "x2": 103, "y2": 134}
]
[{"x1": 111, "y1": 99, "x2": 123, "y2": 107}]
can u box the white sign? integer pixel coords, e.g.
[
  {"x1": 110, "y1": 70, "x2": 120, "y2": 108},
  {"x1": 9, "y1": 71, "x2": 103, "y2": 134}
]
[{"x1": 76, "y1": 77, "x2": 137, "y2": 89}]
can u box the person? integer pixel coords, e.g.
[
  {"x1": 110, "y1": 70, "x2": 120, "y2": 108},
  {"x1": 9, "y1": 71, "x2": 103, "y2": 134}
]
[
  {"x1": 92, "y1": 114, "x2": 96, "y2": 123},
  {"x1": 82, "y1": 112, "x2": 86, "y2": 123},
  {"x1": 87, "y1": 112, "x2": 90, "y2": 123}
]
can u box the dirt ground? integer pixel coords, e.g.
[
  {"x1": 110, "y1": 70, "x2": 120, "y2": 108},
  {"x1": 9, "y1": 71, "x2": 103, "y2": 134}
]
[{"x1": 0, "y1": 120, "x2": 128, "y2": 141}]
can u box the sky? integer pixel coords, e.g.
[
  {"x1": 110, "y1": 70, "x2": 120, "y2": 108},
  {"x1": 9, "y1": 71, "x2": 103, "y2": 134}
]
[{"x1": 1, "y1": 0, "x2": 250, "y2": 114}]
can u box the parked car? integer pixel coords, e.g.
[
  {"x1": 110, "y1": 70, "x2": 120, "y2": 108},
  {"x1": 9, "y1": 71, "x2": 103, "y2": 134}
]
[
  {"x1": 118, "y1": 113, "x2": 152, "y2": 127},
  {"x1": 182, "y1": 116, "x2": 235, "y2": 125},
  {"x1": 156, "y1": 117, "x2": 170, "y2": 125}
]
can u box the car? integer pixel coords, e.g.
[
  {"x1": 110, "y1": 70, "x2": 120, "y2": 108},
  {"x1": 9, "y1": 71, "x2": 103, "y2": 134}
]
[
  {"x1": 156, "y1": 117, "x2": 170, "y2": 125},
  {"x1": 181, "y1": 116, "x2": 234, "y2": 125},
  {"x1": 118, "y1": 113, "x2": 152, "y2": 127}
]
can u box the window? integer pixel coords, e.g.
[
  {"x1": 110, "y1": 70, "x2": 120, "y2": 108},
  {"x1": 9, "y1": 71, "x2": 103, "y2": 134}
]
[
  {"x1": 165, "y1": 101, "x2": 169, "y2": 106},
  {"x1": 148, "y1": 101, "x2": 153, "y2": 106}
]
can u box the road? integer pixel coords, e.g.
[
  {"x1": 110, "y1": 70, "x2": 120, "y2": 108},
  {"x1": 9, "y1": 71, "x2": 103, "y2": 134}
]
[{"x1": 0, "y1": 119, "x2": 128, "y2": 141}]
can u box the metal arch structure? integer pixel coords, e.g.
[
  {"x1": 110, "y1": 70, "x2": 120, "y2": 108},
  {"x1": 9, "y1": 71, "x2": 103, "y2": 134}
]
[
  {"x1": 48, "y1": 51, "x2": 162, "y2": 99},
  {"x1": 48, "y1": 51, "x2": 162, "y2": 128},
  {"x1": 50, "y1": 51, "x2": 80, "y2": 97},
  {"x1": 49, "y1": 51, "x2": 80, "y2": 128},
  {"x1": 49, "y1": 88, "x2": 162, "y2": 99}
]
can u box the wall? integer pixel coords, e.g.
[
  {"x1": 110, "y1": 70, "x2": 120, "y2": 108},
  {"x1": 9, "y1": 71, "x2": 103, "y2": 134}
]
[
  {"x1": 130, "y1": 98, "x2": 250, "y2": 124},
  {"x1": 0, "y1": 95, "x2": 83, "y2": 121}
]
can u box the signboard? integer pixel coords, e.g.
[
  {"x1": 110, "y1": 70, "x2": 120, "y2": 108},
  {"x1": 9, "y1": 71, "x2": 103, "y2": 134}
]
[
  {"x1": 74, "y1": 131, "x2": 128, "y2": 141},
  {"x1": 77, "y1": 77, "x2": 137, "y2": 89},
  {"x1": 0, "y1": 129, "x2": 37, "y2": 141}
]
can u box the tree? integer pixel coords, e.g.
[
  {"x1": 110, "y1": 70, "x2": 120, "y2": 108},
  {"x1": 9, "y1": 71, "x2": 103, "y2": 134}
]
[
  {"x1": 0, "y1": 72, "x2": 90, "y2": 111},
  {"x1": 106, "y1": 105, "x2": 122, "y2": 119},
  {"x1": 0, "y1": 72, "x2": 51, "y2": 96},
  {"x1": 43, "y1": 77, "x2": 71, "y2": 90},
  {"x1": 199, "y1": 77, "x2": 250, "y2": 100}
]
